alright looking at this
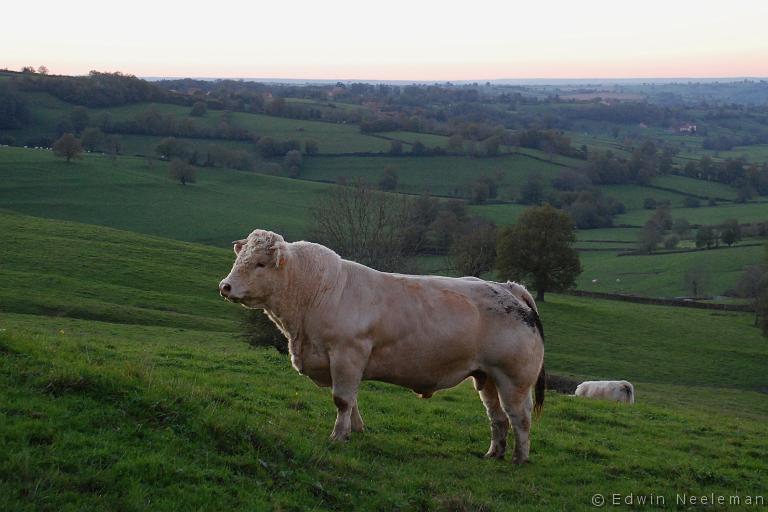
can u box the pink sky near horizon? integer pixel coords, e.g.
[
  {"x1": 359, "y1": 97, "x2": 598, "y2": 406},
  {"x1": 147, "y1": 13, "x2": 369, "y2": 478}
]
[{"x1": 3, "y1": 1, "x2": 767, "y2": 81}]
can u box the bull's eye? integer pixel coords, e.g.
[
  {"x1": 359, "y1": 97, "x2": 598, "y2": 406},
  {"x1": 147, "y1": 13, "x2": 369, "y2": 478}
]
[{"x1": 255, "y1": 262, "x2": 266, "y2": 268}]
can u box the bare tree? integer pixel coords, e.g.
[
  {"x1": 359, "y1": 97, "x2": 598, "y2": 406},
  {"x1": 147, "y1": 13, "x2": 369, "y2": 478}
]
[
  {"x1": 311, "y1": 181, "x2": 418, "y2": 272},
  {"x1": 450, "y1": 220, "x2": 497, "y2": 277},
  {"x1": 683, "y1": 262, "x2": 711, "y2": 298}
]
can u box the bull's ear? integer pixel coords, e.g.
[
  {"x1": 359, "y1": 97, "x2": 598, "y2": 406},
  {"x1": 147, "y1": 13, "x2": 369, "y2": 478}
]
[
  {"x1": 268, "y1": 241, "x2": 287, "y2": 269},
  {"x1": 232, "y1": 239, "x2": 246, "y2": 255}
]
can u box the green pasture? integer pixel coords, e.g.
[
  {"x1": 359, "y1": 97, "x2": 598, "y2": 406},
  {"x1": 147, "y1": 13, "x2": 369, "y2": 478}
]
[{"x1": 0, "y1": 211, "x2": 766, "y2": 510}]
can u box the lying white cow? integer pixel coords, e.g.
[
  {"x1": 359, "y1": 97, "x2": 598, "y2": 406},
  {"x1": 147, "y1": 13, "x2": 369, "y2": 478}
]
[
  {"x1": 219, "y1": 229, "x2": 546, "y2": 463},
  {"x1": 575, "y1": 380, "x2": 635, "y2": 404}
]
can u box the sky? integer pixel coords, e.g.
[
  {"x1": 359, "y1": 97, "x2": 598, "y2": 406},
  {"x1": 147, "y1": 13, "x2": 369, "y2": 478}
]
[{"x1": 3, "y1": 0, "x2": 768, "y2": 80}]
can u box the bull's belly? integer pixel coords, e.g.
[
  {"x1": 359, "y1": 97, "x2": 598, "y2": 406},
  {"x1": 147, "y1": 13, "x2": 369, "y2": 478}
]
[{"x1": 362, "y1": 345, "x2": 478, "y2": 395}]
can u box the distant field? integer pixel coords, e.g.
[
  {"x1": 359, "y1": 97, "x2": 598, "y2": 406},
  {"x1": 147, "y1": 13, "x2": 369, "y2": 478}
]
[
  {"x1": 470, "y1": 202, "x2": 527, "y2": 225},
  {"x1": 615, "y1": 201, "x2": 768, "y2": 226},
  {"x1": 577, "y1": 244, "x2": 764, "y2": 297},
  {"x1": 600, "y1": 183, "x2": 689, "y2": 209},
  {"x1": 575, "y1": 227, "x2": 641, "y2": 242},
  {"x1": 2, "y1": 94, "x2": 389, "y2": 155},
  {"x1": 300, "y1": 154, "x2": 567, "y2": 197},
  {"x1": 652, "y1": 174, "x2": 738, "y2": 200},
  {"x1": 379, "y1": 130, "x2": 451, "y2": 148},
  {"x1": 0, "y1": 146, "x2": 326, "y2": 244},
  {"x1": 0, "y1": 211, "x2": 766, "y2": 509},
  {"x1": 717, "y1": 143, "x2": 768, "y2": 163},
  {"x1": 116, "y1": 134, "x2": 254, "y2": 157},
  {"x1": 97, "y1": 103, "x2": 392, "y2": 154}
]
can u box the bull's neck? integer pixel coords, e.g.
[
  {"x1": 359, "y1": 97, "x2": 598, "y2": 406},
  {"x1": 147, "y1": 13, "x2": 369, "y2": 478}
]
[{"x1": 264, "y1": 243, "x2": 340, "y2": 341}]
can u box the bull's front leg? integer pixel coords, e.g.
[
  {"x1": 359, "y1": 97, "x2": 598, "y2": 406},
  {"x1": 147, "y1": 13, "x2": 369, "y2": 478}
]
[{"x1": 328, "y1": 343, "x2": 370, "y2": 441}]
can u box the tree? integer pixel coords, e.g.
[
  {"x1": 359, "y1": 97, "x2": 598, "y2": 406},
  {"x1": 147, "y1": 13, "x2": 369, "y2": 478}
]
[
  {"x1": 190, "y1": 101, "x2": 207, "y2": 117},
  {"x1": 52, "y1": 133, "x2": 83, "y2": 163},
  {"x1": 483, "y1": 136, "x2": 501, "y2": 157},
  {"x1": 37, "y1": 65, "x2": 49, "y2": 75},
  {"x1": 284, "y1": 149, "x2": 303, "y2": 177},
  {"x1": 311, "y1": 181, "x2": 418, "y2": 272},
  {"x1": 683, "y1": 262, "x2": 711, "y2": 298},
  {"x1": 519, "y1": 173, "x2": 545, "y2": 205},
  {"x1": 638, "y1": 220, "x2": 663, "y2": 254},
  {"x1": 168, "y1": 158, "x2": 196, "y2": 185},
  {"x1": 80, "y1": 127, "x2": 105, "y2": 152},
  {"x1": 304, "y1": 139, "x2": 319, "y2": 155},
  {"x1": 695, "y1": 226, "x2": 717, "y2": 249},
  {"x1": 450, "y1": 220, "x2": 497, "y2": 277},
  {"x1": 379, "y1": 167, "x2": 398, "y2": 191},
  {"x1": 388, "y1": 140, "x2": 403, "y2": 155},
  {"x1": 106, "y1": 135, "x2": 121, "y2": 160},
  {"x1": 69, "y1": 106, "x2": 89, "y2": 134},
  {"x1": 496, "y1": 205, "x2": 582, "y2": 301},
  {"x1": 155, "y1": 137, "x2": 189, "y2": 160},
  {"x1": 411, "y1": 140, "x2": 426, "y2": 155},
  {"x1": 720, "y1": 219, "x2": 741, "y2": 247}
]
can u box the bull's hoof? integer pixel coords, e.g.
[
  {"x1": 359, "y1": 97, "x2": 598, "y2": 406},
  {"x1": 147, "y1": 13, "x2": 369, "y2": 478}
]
[
  {"x1": 328, "y1": 431, "x2": 350, "y2": 442},
  {"x1": 484, "y1": 449, "x2": 505, "y2": 460},
  {"x1": 351, "y1": 424, "x2": 365, "y2": 433},
  {"x1": 512, "y1": 456, "x2": 530, "y2": 465}
]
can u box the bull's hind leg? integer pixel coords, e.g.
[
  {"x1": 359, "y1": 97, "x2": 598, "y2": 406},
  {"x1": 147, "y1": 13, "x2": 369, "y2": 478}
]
[
  {"x1": 477, "y1": 378, "x2": 510, "y2": 459},
  {"x1": 494, "y1": 375, "x2": 533, "y2": 464}
]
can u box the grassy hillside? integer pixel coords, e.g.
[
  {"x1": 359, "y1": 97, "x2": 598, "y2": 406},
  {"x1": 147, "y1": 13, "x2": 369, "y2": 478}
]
[
  {"x1": 0, "y1": 209, "x2": 237, "y2": 329},
  {"x1": 1, "y1": 211, "x2": 767, "y2": 510},
  {"x1": 0, "y1": 146, "x2": 328, "y2": 245}
]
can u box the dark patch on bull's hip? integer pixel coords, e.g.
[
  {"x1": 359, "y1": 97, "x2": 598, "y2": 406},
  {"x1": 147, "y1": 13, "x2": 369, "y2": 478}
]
[{"x1": 470, "y1": 370, "x2": 487, "y2": 391}]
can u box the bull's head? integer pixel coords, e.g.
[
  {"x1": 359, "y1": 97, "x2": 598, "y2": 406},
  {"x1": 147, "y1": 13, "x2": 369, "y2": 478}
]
[{"x1": 219, "y1": 229, "x2": 287, "y2": 308}]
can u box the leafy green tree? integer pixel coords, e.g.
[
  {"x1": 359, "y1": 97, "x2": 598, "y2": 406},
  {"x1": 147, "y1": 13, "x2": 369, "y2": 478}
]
[
  {"x1": 304, "y1": 139, "x2": 319, "y2": 155},
  {"x1": 155, "y1": 137, "x2": 190, "y2": 160},
  {"x1": 168, "y1": 159, "x2": 196, "y2": 185},
  {"x1": 695, "y1": 226, "x2": 717, "y2": 249},
  {"x1": 388, "y1": 140, "x2": 403, "y2": 155},
  {"x1": 720, "y1": 219, "x2": 741, "y2": 247},
  {"x1": 496, "y1": 205, "x2": 582, "y2": 301},
  {"x1": 190, "y1": 101, "x2": 207, "y2": 117},
  {"x1": 52, "y1": 133, "x2": 83, "y2": 163},
  {"x1": 80, "y1": 127, "x2": 105, "y2": 152}
]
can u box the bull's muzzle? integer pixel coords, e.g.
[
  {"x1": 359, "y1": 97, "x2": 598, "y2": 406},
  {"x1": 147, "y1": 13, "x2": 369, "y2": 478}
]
[{"x1": 219, "y1": 280, "x2": 232, "y2": 298}]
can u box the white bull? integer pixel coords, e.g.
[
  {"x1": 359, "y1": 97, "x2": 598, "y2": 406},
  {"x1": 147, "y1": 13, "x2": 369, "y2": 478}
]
[
  {"x1": 575, "y1": 380, "x2": 635, "y2": 404},
  {"x1": 219, "y1": 230, "x2": 546, "y2": 463}
]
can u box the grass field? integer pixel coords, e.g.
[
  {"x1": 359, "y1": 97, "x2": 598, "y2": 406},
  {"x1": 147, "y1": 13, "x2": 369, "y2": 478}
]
[
  {"x1": 1, "y1": 211, "x2": 766, "y2": 510},
  {"x1": 651, "y1": 175, "x2": 738, "y2": 201},
  {"x1": 300, "y1": 154, "x2": 567, "y2": 197},
  {"x1": 615, "y1": 201, "x2": 768, "y2": 227},
  {"x1": 0, "y1": 146, "x2": 328, "y2": 245},
  {"x1": 576, "y1": 244, "x2": 764, "y2": 297},
  {"x1": 1, "y1": 93, "x2": 390, "y2": 155}
]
